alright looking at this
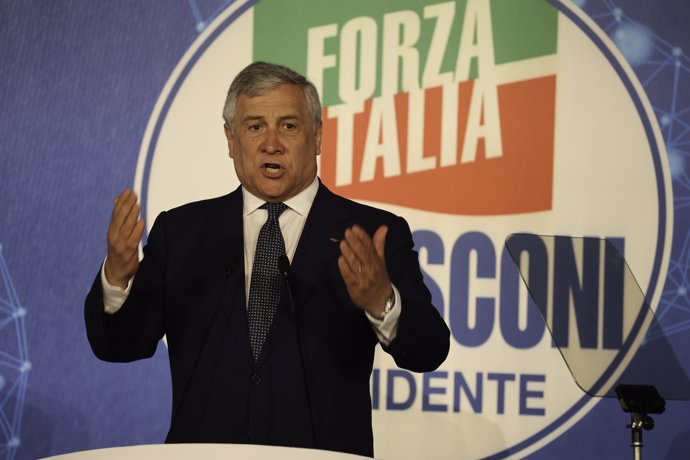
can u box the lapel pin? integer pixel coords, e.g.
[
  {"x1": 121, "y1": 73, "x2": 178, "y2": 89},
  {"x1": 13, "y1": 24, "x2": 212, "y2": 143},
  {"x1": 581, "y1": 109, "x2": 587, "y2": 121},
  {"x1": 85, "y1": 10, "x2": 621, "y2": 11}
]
[{"x1": 329, "y1": 237, "x2": 340, "y2": 243}]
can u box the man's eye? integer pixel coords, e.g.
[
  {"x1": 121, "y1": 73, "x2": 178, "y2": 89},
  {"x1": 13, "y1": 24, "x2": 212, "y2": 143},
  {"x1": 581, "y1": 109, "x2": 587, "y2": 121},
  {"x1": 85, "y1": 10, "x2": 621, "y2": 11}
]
[
  {"x1": 248, "y1": 124, "x2": 262, "y2": 131},
  {"x1": 284, "y1": 123, "x2": 296, "y2": 130}
]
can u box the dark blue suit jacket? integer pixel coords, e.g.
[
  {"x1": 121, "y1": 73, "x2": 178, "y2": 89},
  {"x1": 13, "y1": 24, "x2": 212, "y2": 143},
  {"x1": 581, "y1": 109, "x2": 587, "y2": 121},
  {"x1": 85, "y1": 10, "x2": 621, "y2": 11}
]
[{"x1": 85, "y1": 183, "x2": 450, "y2": 457}]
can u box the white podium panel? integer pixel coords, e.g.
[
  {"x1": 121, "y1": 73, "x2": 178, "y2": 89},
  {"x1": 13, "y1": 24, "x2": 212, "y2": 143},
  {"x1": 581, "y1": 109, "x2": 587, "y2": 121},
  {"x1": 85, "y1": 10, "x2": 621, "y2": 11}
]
[{"x1": 41, "y1": 443, "x2": 372, "y2": 460}]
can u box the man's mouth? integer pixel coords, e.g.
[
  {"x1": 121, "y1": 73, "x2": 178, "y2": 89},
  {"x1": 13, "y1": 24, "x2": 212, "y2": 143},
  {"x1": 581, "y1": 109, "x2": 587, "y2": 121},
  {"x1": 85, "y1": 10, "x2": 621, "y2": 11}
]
[{"x1": 263, "y1": 163, "x2": 282, "y2": 175}]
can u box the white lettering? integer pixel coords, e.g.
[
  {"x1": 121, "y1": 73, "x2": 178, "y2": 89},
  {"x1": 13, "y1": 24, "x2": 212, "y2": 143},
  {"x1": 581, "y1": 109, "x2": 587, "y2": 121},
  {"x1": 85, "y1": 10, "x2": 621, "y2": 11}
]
[
  {"x1": 307, "y1": 23, "x2": 339, "y2": 98},
  {"x1": 422, "y1": 2, "x2": 455, "y2": 88},
  {"x1": 339, "y1": 17, "x2": 377, "y2": 103},
  {"x1": 456, "y1": 0, "x2": 503, "y2": 161},
  {"x1": 381, "y1": 10, "x2": 421, "y2": 96},
  {"x1": 360, "y1": 96, "x2": 401, "y2": 182},
  {"x1": 440, "y1": 82, "x2": 459, "y2": 167},
  {"x1": 406, "y1": 89, "x2": 436, "y2": 173},
  {"x1": 327, "y1": 101, "x2": 365, "y2": 186}
]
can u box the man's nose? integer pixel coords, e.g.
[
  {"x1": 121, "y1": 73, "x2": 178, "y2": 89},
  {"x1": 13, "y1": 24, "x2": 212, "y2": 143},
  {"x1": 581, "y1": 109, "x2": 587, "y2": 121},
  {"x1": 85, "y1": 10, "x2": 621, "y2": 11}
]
[{"x1": 261, "y1": 127, "x2": 282, "y2": 154}]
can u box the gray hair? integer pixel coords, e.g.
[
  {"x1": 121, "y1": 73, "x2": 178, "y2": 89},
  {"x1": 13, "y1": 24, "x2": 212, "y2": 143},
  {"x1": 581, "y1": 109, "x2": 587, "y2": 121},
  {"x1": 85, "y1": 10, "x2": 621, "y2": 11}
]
[{"x1": 223, "y1": 61, "x2": 322, "y2": 133}]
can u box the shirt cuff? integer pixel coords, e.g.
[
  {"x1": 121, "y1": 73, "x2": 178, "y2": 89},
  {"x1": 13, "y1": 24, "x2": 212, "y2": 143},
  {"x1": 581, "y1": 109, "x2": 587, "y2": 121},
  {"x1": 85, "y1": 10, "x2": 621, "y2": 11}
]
[
  {"x1": 366, "y1": 284, "x2": 401, "y2": 346},
  {"x1": 100, "y1": 258, "x2": 133, "y2": 314}
]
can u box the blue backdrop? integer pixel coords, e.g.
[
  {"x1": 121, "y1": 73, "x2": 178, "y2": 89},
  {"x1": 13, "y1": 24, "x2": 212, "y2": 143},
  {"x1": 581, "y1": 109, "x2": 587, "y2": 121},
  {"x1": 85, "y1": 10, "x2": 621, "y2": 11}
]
[{"x1": 1, "y1": 1, "x2": 689, "y2": 459}]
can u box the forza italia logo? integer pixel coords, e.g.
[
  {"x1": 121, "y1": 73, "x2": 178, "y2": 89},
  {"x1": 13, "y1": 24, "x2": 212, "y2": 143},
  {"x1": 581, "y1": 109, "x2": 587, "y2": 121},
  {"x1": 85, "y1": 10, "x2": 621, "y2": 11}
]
[{"x1": 309, "y1": 1, "x2": 557, "y2": 215}]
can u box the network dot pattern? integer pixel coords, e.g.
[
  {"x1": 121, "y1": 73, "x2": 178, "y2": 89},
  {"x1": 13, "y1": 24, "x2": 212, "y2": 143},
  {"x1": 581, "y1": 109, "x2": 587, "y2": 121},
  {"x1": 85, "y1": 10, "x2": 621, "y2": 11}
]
[
  {"x1": 576, "y1": 1, "x2": 690, "y2": 349},
  {"x1": 0, "y1": 244, "x2": 30, "y2": 459}
]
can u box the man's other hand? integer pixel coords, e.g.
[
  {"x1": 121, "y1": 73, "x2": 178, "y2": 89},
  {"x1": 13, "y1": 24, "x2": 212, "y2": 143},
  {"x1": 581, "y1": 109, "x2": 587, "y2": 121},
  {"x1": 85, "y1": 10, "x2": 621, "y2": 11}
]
[
  {"x1": 338, "y1": 225, "x2": 393, "y2": 319},
  {"x1": 104, "y1": 188, "x2": 145, "y2": 289}
]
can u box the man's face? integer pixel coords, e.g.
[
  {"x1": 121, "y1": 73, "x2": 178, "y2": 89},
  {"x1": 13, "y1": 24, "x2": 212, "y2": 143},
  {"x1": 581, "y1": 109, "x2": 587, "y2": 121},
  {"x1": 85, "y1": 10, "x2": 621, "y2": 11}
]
[{"x1": 224, "y1": 84, "x2": 322, "y2": 203}]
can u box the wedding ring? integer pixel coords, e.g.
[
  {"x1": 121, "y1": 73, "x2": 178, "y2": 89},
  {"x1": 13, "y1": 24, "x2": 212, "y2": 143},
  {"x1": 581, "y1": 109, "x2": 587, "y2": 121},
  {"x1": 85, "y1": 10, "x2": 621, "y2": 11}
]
[{"x1": 357, "y1": 264, "x2": 362, "y2": 274}]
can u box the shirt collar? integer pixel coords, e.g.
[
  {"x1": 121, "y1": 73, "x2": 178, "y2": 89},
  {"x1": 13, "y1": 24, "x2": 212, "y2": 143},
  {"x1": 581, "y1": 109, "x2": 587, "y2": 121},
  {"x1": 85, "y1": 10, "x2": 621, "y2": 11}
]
[{"x1": 242, "y1": 176, "x2": 320, "y2": 217}]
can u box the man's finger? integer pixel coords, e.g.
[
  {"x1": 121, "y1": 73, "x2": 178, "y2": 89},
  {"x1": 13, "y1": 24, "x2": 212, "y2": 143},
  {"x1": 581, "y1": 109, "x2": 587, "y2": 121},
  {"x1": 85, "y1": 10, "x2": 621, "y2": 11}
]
[
  {"x1": 338, "y1": 255, "x2": 355, "y2": 281},
  {"x1": 372, "y1": 225, "x2": 388, "y2": 259},
  {"x1": 119, "y1": 202, "x2": 141, "y2": 239},
  {"x1": 339, "y1": 238, "x2": 363, "y2": 276},
  {"x1": 111, "y1": 188, "x2": 133, "y2": 216},
  {"x1": 344, "y1": 226, "x2": 379, "y2": 267},
  {"x1": 126, "y1": 218, "x2": 145, "y2": 247},
  {"x1": 110, "y1": 189, "x2": 137, "y2": 234},
  {"x1": 111, "y1": 190, "x2": 141, "y2": 238},
  {"x1": 349, "y1": 226, "x2": 375, "y2": 252}
]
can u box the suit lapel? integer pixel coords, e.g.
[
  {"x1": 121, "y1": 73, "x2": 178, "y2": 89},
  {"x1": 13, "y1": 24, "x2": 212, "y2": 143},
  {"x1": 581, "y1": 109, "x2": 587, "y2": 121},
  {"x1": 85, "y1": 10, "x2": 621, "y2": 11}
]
[
  {"x1": 197, "y1": 187, "x2": 253, "y2": 364},
  {"x1": 290, "y1": 184, "x2": 350, "y2": 312}
]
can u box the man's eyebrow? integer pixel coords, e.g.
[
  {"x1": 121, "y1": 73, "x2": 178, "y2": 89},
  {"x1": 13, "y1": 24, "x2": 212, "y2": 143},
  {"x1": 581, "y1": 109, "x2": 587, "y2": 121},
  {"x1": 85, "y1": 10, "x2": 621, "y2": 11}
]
[
  {"x1": 275, "y1": 114, "x2": 302, "y2": 123},
  {"x1": 240, "y1": 115, "x2": 265, "y2": 123},
  {"x1": 242, "y1": 113, "x2": 301, "y2": 122},
  {"x1": 240, "y1": 114, "x2": 302, "y2": 124}
]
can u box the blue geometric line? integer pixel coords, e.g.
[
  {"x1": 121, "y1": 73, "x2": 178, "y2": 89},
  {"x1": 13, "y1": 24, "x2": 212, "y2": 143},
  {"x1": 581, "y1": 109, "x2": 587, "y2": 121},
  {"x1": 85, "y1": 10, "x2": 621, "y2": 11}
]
[
  {"x1": 187, "y1": 0, "x2": 204, "y2": 26},
  {"x1": 0, "y1": 270, "x2": 18, "y2": 314},
  {"x1": 186, "y1": 0, "x2": 239, "y2": 32},
  {"x1": 0, "y1": 370, "x2": 20, "y2": 407},
  {"x1": 0, "y1": 320, "x2": 17, "y2": 335},
  {"x1": 14, "y1": 324, "x2": 27, "y2": 371},
  {"x1": 9, "y1": 376, "x2": 27, "y2": 455},
  {"x1": 0, "y1": 357, "x2": 22, "y2": 370},
  {"x1": 0, "y1": 380, "x2": 18, "y2": 421},
  {"x1": 0, "y1": 305, "x2": 18, "y2": 315},
  {"x1": 0, "y1": 379, "x2": 21, "y2": 436},
  {"x1": 0, "y1": 413, "x2": 10, "y2": 452}
]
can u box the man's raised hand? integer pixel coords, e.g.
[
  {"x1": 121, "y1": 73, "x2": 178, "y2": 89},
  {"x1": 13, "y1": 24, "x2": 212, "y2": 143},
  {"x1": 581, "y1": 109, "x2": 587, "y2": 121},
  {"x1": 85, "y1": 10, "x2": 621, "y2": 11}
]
[
  {"x1": 337, "y1": 225, "x2": 393, "y2": 319},
  {"x1": 104, "y1": 188, "x2": 145, "y2": 289}
]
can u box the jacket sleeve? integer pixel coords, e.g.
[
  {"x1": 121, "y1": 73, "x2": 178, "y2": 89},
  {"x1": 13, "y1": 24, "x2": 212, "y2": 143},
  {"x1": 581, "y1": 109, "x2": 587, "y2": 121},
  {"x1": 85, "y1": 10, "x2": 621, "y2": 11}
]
[
  {"x1": 84, "y1": 212, "x2": 168, "y2": 362},
  {"x1": 382, "y1": 216, "x2": 450, "y2": 372}
]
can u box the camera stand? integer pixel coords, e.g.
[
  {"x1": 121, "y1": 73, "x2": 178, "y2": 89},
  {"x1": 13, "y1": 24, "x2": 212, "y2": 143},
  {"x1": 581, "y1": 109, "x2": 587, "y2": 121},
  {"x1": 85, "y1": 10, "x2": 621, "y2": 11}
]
[{"x1": 615, "y1": 384, "x2": 665, "y2": 460}]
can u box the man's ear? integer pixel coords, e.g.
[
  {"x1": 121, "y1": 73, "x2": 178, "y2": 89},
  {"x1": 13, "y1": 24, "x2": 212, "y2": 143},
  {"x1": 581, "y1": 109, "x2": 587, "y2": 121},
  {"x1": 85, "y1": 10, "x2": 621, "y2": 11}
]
[
  {"x1": 224, "y1": 123, "x2": 234, "y2": 157},
  {"x1": 314, "y1": 122, "x2": 323, "y2": 156}
]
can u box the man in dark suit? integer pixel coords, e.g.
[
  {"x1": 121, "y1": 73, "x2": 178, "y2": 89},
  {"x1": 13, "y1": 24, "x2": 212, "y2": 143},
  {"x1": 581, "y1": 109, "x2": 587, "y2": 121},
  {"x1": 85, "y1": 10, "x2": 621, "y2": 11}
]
[{"x1": 85, "y1": 61, "x2": 450, "y2": 457}]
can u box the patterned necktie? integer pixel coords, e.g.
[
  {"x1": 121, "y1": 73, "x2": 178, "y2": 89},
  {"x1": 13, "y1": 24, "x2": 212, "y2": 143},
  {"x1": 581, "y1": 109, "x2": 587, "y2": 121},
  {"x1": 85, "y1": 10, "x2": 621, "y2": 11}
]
[{"x1": 247, "y1": 202, "x2": 288, "y2": 362}]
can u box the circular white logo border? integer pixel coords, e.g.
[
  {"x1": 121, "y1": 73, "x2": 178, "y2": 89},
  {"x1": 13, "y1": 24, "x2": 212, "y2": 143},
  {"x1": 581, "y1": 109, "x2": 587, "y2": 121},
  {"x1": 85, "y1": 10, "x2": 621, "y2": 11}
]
[{"x1": 134, "y1": 1, "x2": 673, "y2": 458}]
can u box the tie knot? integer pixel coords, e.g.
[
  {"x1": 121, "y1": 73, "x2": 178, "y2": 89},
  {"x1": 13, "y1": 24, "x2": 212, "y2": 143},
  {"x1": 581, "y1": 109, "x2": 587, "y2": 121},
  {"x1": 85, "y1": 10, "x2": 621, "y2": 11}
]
[{"x1": 262, "y1": 202, "x2": 287, "y2": 221}]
